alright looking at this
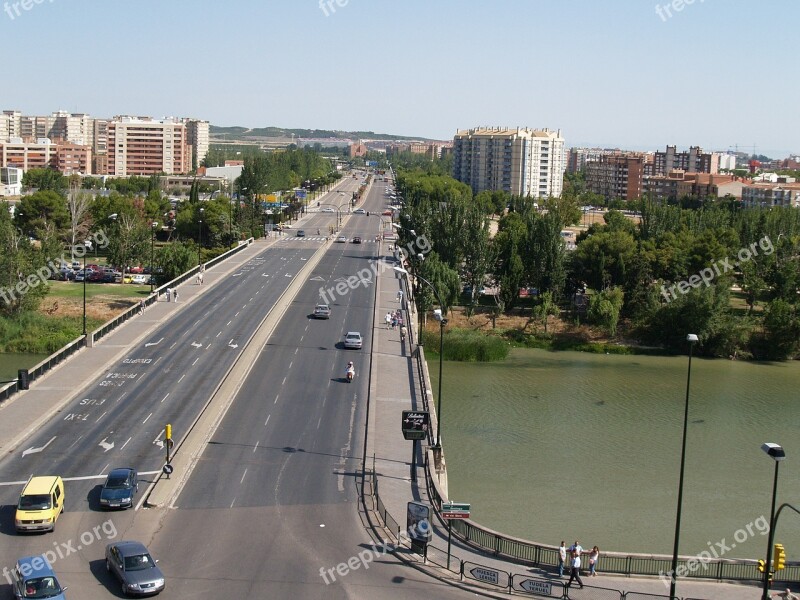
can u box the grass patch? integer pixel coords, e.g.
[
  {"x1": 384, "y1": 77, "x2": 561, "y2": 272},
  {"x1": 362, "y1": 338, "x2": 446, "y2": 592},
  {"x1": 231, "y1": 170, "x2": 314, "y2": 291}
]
[
  {"x1": 46, "y1": 281, "x2": 150, "y2": 300},
  {"x1": 0, "y1": 312, "x2": 103, "y2": 353},
  {"x1": 422, "y1": 327, "x2": 510, "y2": 361}
]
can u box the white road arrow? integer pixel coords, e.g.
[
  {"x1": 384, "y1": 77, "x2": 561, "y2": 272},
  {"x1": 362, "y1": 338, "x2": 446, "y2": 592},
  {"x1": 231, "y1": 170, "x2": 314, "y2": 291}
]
[
  {"x1": 99, "y1": 438, "x2": 115, "y2": 452},
  {"x1": 232, "y1": 272, "x2": 243, "y2": 277},
  {"x1": 191, "y1": 342, "x2": 202, "y2": 348},
  {"x1": 153, "y1": 431, "x2": 164, "y2": 449},
  {"x1": 310, "y1": 276, "x2": 325, "y2": 281},
  {"x1": 22, "y1": 436, "x2": 56, "y2": 458},
  {"x1": 261, "y1": 273, "x2": 270, "y2": 277},
  {"x1": 228, "y1": 340, "x2": 239, "y2": 349},
  {"x1": 145, "y1": 337, "x2": 163, "y2": 347},
  {"x1": 285, "y1": 273, "x2": 293, "y2": 277}
]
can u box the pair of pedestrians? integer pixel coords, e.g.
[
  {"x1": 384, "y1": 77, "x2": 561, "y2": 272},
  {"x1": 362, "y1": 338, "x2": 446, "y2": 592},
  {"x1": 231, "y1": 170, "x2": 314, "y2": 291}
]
[{"x1": 559, "y1": 540, "x2": 600, "y2": 588}]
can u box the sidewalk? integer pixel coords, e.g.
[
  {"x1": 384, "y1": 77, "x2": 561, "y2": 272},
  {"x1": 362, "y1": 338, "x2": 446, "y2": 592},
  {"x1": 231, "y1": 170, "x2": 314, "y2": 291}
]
[{"x1": 365, "y1": 242, "x2": 763, "y2": 600}]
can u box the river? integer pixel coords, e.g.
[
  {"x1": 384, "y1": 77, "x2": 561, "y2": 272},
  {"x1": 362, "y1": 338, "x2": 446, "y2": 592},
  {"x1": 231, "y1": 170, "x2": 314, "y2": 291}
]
[
  {"x1": 432, "y1": 348, "x2": 800, "y2": 559},
  {"x1": 0, "y1": 353, "x2": 49, "y2": 383}
]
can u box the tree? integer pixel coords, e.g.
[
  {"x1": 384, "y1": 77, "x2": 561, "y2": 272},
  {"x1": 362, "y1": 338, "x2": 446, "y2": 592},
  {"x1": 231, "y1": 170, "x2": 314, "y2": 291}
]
[
  {"x1": 0, "y1": 203, "x2": 49, "y2": 315},
  {"x1": 492, "y1": 212, "x2": 527, "y2": 311},
  {"x1": 760, "y1": 299, "x2": 800, "y2": 359},
  {"x1": 588, "y1": 287, "x2": 624, "y2": 336},
  {"x1": 66, "y1": 180, "x2": 93, "y2": 251},
  {"x1": 461, "y1": 205, "x2": 494, "y2": 316},
  {"x1": 21, "y1": 168, "x2": 66, "y2": 193},
  {"x1": 155, "y1": 242, "x2": 195, "y2": 285},
  {"x1": 542, "y1": 194, "x2": 581, "y2": 227},
  {"x1": 534, "y1": 290, "x2": 559, "y2": 333},
  {"x1": 572, "y1": 230, "x2": 636, "y2": 291},
  {"x1": 15, "y1": 191, "x2": 70, "y2": 240}
]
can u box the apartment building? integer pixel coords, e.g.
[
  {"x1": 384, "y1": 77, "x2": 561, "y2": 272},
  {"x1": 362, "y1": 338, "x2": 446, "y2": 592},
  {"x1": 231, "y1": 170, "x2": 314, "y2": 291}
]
[
  {"x1": 56, "y1": 143, "x2": 92, "y2": 175},
  {"x1": 650, "y1": 145, "x2": 719, "y2": 176},
  {"x1": 643, "y1": 170, "x2": 742, "y2": 202},
  {"x1": 185, "y1": 119, "x2": 210, "y2": 169},
  {"x1": 106, "y1": 117, "x2": 191, "y2": 176},
  {"x1": 0, "y1": 139, "x2": 58, "y2": 171},
  {"x1": 0, "y1": 166, "x2": 22, "y2": 196},
  {"x1": 585, "y1": 154, "x2": 647, "y2": 201},
  {"x1": 566, "y1": 147, "x2": 626, "y2": 174},
  {"x1": 741, "y1": 183, "x2": 800, "y2": 208},
  {"x1": 452, "y1": 126, "x2": 566, "y2": 198}
]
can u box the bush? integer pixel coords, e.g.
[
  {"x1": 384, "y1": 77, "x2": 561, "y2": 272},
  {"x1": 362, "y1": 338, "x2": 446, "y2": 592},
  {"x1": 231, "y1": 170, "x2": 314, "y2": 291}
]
[{"x1": 422, "y1": 327, "x2": 509, "y2": 362}]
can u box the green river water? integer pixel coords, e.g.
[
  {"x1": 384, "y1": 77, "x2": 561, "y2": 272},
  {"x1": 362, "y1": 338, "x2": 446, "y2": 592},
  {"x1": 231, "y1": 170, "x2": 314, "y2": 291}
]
[{"x1": 431, "y1": 348, "x2": 800, "y2": 558}]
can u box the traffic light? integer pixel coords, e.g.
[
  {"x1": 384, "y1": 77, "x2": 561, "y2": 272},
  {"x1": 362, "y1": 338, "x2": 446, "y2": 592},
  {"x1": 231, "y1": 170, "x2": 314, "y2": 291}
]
[
  {"x1": 758, "y1": 559, "x2": 766, "y2": 573},
  {"x1": 774, "y1": 544, "x2": 787, "y2": 570},
  {"x1": 165, "y1": 424, "x2": 172, "y2": 441}
]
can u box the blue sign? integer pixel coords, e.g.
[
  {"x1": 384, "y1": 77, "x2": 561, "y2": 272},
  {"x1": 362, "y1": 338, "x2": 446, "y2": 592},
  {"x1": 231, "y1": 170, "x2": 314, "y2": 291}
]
[
  {"x1": 295, "y1": 189, "x2": 307, "y2": 199},
  {"x1": 366, "y1": 160, "x2": 378, "y2": 167}
]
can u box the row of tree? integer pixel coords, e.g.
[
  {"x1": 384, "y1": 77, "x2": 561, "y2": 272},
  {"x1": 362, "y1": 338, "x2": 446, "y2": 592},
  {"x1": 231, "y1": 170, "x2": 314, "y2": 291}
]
[{"x1": 394, "y1": 168, "x2": 800, "y2": 360}]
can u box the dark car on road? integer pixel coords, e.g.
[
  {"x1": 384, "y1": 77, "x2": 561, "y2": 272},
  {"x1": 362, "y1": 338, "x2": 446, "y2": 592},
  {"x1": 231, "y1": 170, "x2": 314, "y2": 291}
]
[
  {"x1": 296, "y1": 230, "x2": 305, "y2": 237},
  {"x1": 106, "y1": 541, "x2": 165, "y2": 596},
  {"x1": 100, "y1": 467, "x2": 138, "y2": 509},
  {"x1": 352, "y1": 236, "x2": 362, "y2": 244}
]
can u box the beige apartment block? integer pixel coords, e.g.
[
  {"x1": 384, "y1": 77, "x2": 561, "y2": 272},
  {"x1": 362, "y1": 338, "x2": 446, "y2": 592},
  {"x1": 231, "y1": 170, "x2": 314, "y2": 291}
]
[
  {"x1": 453, "y1": 126, "x2": 566, "y2": 198},
  {"x1": 106, "y1": 117, "x2": 191, "y2": 176}
]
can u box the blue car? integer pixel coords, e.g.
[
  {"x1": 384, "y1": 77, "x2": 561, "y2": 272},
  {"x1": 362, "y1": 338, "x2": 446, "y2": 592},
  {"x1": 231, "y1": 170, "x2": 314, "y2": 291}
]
[
  {"x1": 12, "y1": 555, "x2": 67, "y2": 599},
  {"x1": 100, "y1": 468, "x2": 138, "y2": 509}
]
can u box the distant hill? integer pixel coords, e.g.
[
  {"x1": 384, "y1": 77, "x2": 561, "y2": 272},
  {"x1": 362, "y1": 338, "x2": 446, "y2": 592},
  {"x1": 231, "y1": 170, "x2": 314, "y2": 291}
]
[{"x1": 210, "y1": 125, "x2": 431, "y2": 142}]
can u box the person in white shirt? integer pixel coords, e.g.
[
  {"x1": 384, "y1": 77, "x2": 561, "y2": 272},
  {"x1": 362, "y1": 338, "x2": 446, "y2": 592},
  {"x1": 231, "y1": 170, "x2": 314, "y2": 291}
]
[{"x1": 558, "y1": 541, "x2": 567, "y2": 577}]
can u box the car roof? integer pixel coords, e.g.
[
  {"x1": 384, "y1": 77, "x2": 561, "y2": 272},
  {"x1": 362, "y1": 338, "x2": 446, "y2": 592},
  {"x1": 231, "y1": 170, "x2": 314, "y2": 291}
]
[
  {"x1": 16, "y1": 556, "x2": 57, "y2": 577},
  {"x1": 23, "y1": 476, "x2": 60, "y2": 495},
  {"x1": 346, "y1": 331, "x2": 361, "y2": 337},
  {"x1": 110, "y1": 541, "x2": 150, "y2": 556},
  {"x1": 107, "y1": 467, "x2": 135, "y2": 478}
]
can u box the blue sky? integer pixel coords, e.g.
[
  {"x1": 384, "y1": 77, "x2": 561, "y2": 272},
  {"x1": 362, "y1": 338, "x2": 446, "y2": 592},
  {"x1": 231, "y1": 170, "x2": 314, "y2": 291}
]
[{"x1": 1, "y1": 0, "x2": 797, "y2": 157}]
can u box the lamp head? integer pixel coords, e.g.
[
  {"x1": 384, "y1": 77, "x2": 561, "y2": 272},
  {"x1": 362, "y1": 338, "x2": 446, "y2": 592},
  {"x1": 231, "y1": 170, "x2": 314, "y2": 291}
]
[
  {"x1": 762, "y1": 442, "x2": 786, "y2": 461},
  {"x1": 393, "y1": 266, "x2": 408, "y2": 275},
  {"x1": 687, "y1": 334, "x2": 698, "y2": 343}
]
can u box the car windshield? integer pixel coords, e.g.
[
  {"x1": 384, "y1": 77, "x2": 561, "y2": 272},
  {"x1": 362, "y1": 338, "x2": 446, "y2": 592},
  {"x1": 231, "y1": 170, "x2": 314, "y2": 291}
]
[
  {"x1": 22, "y1": 576, "x2": 62, "y2": 598},
  {"x1": 18, "y1": 494, "x2": 51, "y2": 510},
  {"x1": 105, "y1": 475, "x2": 129, "y2": 489},
  {"x1": 124, "y1": 553, "x2": 155, "y2": 571}
]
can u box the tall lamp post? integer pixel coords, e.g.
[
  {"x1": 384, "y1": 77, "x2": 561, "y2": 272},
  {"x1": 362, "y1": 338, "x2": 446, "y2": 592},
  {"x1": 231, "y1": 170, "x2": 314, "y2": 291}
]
[
  {"x1": 394, "y1": 266, "x2": 446, "y2": 449},
  {"x1": 150, "y1": 221, "x2": 158, "y2": 294},
  {"x1": 670, "y1": 333, "x2": 699, "y2": 600},
  {"x1": 761, "y1": 443, "x2": 786, "y2": 600},
  {"x1": 81, "y1": 240, "x2": 90, "y2": 337},
  {"x1": 198, "y1": 207, "x2": 204, "y2": 266}
]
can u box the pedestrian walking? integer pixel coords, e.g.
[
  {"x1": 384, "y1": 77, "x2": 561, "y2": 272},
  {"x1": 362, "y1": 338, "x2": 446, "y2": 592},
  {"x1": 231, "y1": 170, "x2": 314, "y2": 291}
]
[
  {"x1": 139, "y1": 299, "x2": 145, "y2": 315},
  {"x1": 557, "y1": 541, "x2": 567, "y2": 578},
  {"x1": 173, "y1": 289, "x2": 178, "y2": 303},
  {"x1": 166, "y1": 287, "x2": 171, "y2": 302},
  {"x1": 567, "y1": 550, "x2": 584, "y2": 589},
  {"x1": 400, "y1": 325, "x2": 407, "y2": 342},
  {"x1": 385, "y1": 312, "x2": 392, "y2": 329},
  {"x1": 396, "y1": 289, "x2": 404, "y2": 303},
  {"x1": 773, "y1": 589, "x2": 800, "y2": 600},
  {"x1": 588, "y1": 546, "x2": 600, "y2": 576}
]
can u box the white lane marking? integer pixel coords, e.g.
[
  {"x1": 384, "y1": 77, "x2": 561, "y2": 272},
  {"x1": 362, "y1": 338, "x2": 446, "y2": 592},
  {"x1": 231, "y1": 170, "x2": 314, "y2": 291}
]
[
  {"x1": 253, "y1": 441, "x2": 259, "y2": 453},
  {"x1": 265, "y1": 415, "x2": 271, "y2": 427},
  {"x1": 22, "y1": 436, "x2": 57, "y2": 457},
  {"x1": 216, "y1": 331, "x2": 222, "y2": 338},
  {"x1": 337, "y1": 396, "x2": 359, "y2": 493},
  {"x1": 240, "y1": 469, "x2": 248, "y2": 484},
  {"x1": 226, "y1": 320, "x2": 232, "y2": 326},
  {"x1": 178, "y1": 374, "x2": 185, "y2": 383},
  {"x1": 169, "y1": 342, "x2": 177, "y2": 350},
  {"x1": 191, "y1": 342, "x2": 202, "y2": 348},
  {"x1": 67, "y1": 435, "x2": 84, "y2": 450},
  {"x1": 192, "y1": 357, "x2": 200, "y2": 366},
  {"x1": 205, "y1": 343, "x2": 211, "y2": 350},
  {"x1": 317, "y1": 417, "x2": 322, "y2": 429},
  {"x1": 145, "y1": 337, "x2": 163, "y2": 347},
  {"x1": 121, "y1": 436, "x2": 132, "y2": 450},
  {"x1": 143, "y1": 412, "x2": 153, "y2": 424},
  {"x1": 194, "y1": 319, "x2": 201, "y2": 327},
  {"x1": 288, "y1": 361, "x2": 293, "y2": 370},
  {"x1": 95, "y1": 411, "x2": 107, "y2": 423},
  {"x1": 230, "y1": 497, "x2": 236, "y2": 508},
  {"x1": 235, "y1": 312, "x2": 240, "y2": 317},
  {"x1": 281, "y1": 377, "x2": 287, "y2": 386},
  {"x1": 161, "y1": 393, "x2": 170, "y2": 403},
  {"x1": 294, "y1": 348, "x2": 299, "y2": 355},
  {"x1": 100, "y1": 463, "x2": 110, "y2": 475}
]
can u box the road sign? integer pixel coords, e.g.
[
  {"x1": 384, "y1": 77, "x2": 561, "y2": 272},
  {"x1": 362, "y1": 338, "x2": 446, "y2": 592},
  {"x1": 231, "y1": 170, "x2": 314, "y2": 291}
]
[
  {"x1": 442, "y1": 501, "x2": 470, "y2": 519},
  {"x1": 519, "y1": 579, "x2": 553, "y2": 595},
  {"x1": 406, "y1": 502, "x2": 432, "y2": 544},
  {"x1": 401, "y1": 410, "x2": 429, "y2": 441},
  {"x1": 162, "y1": 463, "x2": 174, "y2": 475},
  {"x1": 469, "y1": 566, "x2": 499, "y2": 585}
]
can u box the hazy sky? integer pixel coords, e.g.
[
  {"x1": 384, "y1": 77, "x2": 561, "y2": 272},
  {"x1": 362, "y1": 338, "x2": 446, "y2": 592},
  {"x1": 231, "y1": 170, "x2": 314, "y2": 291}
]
[{"x1": 1, "y1": 0, "x2": 797, "y2": 157}]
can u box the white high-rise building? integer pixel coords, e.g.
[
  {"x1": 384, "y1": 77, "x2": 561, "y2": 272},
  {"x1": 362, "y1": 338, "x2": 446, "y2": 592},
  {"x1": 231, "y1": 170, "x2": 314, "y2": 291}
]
[
  {"x1": 453, "y1": 126, "x2": 566, "y2": 198},
  {"x1": 185, "y1": 119, "x2": 209, "y2": 170}
]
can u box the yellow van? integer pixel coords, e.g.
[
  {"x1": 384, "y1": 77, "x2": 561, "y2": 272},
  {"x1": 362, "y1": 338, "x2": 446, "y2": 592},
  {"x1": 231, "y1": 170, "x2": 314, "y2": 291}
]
[{"x1": 15, "y1": 475, "x2": 65, "y2": 533}]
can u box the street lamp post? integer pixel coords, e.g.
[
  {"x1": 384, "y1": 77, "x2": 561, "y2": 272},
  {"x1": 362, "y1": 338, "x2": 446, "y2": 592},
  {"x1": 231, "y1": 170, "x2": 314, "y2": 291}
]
[
  {"x1": 761, "y1": 443, "x2": 786, "y2": 600},
  {"x1": 82, "y1": 241, "x2": 88, "y2": 337},
  {"x1": 150, "y1": 221, "x2": 158, "y2": 294},
  {"x1": 198, "y1": 207, "x2": 204, "y2": 266},
  {"x1": 394, "y1": 266, "x2": 446, "y2": 448},
  {"x1": 669, "y1": 333, "x2": 699, "y2": 600}
]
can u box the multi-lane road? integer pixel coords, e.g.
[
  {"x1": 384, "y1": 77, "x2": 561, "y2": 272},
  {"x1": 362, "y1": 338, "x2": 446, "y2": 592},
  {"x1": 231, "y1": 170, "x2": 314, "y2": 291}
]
[{"x1": 0, "y1": 175, "x2": 472, "y2": 598}]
